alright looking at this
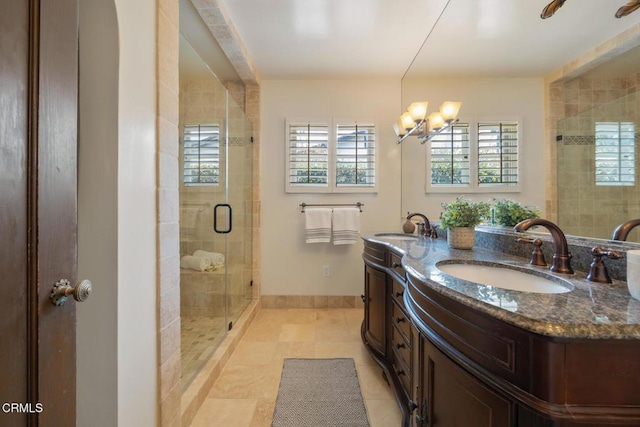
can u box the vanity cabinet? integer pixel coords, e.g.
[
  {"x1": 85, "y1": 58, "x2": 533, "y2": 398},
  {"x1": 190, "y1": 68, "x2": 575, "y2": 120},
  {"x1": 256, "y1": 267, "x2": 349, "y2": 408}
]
[
  {"x1": 363, "y1": 236, "x2": 640, "y2": 427},
  {"x1": 362, "y1": 240, "x2": 417, "y2": 425}
]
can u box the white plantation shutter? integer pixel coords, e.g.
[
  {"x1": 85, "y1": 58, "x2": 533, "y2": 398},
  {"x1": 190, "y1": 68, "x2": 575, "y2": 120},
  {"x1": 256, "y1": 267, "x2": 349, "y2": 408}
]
[
  {"x1": 336, "y1": 123, "x2": 376, "y2": 187},
  {"x1": 595, "y1": 122, "x2": 635, "y2": 186},
  {"x1": 183, "y1": 124, "x2": 220, "y2": 186},
  {"x1": 429, "y1": 123, "x2": 470, "y2": 186},
  {"x1": 477, "y1": 122, "x2": 519, "y2": 186},
  {"x1": 288, "y1": 122, "x2": 329, "y2": 187}
]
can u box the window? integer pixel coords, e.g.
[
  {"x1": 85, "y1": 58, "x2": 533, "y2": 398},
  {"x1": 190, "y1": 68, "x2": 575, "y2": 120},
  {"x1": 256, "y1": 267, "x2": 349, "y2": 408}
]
[
  {"x1": 477, "y1": 122, "x2": 519, "y2": 187},
  {"x1": 336, "y1": 123, "x2": 376, "y2": 187},
  {"x1": 429, "y1": 123, "x2": 470, "y2": 186},
  {"x1": 595, "y1": 121, "x2": 635, "y2": 186},
  {"x1": 426, "y1": 119, "x2": 520, "y2": 193},
  {"x1": 183, "y1": 124, "x2": 220, "y2": 186},
  {"x1": 287, "y1": 122, "x2": 329, "y2": 188},
  {"x1": 286, "y1": 119, "x2": 377, "y2": 193}
]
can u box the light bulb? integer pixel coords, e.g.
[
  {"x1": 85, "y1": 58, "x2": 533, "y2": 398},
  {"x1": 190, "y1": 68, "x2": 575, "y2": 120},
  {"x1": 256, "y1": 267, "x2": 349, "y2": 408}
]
[
  {"x1": 408, "y1": 102, "x2": 428, "y2": 122},
  {"x1": 439, "y1": 102, "x2": 461, "y2": 123}
]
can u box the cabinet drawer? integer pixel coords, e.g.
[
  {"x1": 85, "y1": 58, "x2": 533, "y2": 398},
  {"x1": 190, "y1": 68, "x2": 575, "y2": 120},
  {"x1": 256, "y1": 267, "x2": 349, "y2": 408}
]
[
  {"x1": 389, "y1": 251, "x2": 405, "y2": 281},
  {"x1": 392, "y1": 324, "x2": 411, "y2": 369},
  {"x1": 392, "y1": 300, "x2": 411, "y2": 343},
  {"x1": 363, "y1": 242, "x2": 386, "y2": 266},
  {"x1": 392, "y1": 347, "x2": 411, "y2": 397},
  {"x1": 391, "y1": 278, "x2": 406, "y2": 308}
]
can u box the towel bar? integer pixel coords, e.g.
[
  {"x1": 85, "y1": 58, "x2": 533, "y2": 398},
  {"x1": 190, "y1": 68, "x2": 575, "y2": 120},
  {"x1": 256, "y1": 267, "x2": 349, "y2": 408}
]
[{"x1": 299, "y1": 202, "x2": 363, "y2": 213}]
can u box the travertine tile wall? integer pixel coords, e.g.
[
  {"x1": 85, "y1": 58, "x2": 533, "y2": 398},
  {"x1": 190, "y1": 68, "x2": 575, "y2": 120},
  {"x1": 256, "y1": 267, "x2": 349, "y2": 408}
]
[
  {"x1": 557, "y1": 73, "x2": 639, "y2": 239},
  {"x1": 544, "y1": 24, "x2": 640, "y2": 239},
  {"x1": 157, "y1": 0, "x2": 182, "y2": 426}
]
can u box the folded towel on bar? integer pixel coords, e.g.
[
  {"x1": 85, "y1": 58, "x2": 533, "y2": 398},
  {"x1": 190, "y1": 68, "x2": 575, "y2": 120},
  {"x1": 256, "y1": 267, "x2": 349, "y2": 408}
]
[
  {"x1": 332, "y1": 207, "x2": 361, "y2": 245},
  {"x1": 193, "y1": 250, "x2": 225, "y2": 266},
  {"x1": 180, "y1": 255, "x2": 211, "y2": 272},
  {"x1": 305, "y1": 208, "x2": 332, "y2": 243}
]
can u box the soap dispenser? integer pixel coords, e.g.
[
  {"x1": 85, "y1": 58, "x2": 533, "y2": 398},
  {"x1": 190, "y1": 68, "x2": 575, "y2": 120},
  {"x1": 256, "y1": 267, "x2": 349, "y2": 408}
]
[{"x1": 402, "y1": 212, "x2": 416, "y2": 234}]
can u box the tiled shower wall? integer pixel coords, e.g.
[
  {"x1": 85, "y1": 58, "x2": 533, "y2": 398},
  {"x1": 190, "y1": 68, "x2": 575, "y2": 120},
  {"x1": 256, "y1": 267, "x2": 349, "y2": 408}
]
[{"x1": 556, "y1": 72, "x2": 640, "y2": 240}]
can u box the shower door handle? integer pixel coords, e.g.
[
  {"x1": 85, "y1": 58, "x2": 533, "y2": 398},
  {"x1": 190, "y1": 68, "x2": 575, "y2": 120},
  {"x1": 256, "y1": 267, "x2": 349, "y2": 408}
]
[{"x1": 213, "y1": 203, "x2": 232, "y2": 234}]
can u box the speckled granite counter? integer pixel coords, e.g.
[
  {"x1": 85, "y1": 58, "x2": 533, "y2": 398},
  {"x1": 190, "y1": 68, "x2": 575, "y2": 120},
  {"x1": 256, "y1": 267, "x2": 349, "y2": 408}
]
[{"x1": 363, "y1": 234, "x2": 640, "y2": 340}]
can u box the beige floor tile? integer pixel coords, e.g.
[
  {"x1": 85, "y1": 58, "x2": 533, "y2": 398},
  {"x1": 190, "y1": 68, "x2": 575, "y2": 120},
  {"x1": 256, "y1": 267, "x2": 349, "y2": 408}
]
[
  {"x1": 356, "y1": 362, "x2": 397, "y2": 400},
  {"x1": 365, "y1": 399, "x2": 403, "y2": 427},
  {"x1": 249, "y1": 399, "x2": 276, "y2": 427},
  {"x1": 228, "y1": 341, "x2": 278, "y2": 366},
  {"x1": 190, "y1": 308, "x2": 401, "y2": 427},
  {"x1": 190, "y1": 398, "x2": 258, "y2": 427},
  {"x1": 314, "y1": 341, "x2": 371, "y2": 366},
  {"x1": 278, "y1": 323, "x2": 316, "y2": 342},
  {"x1": 208, "y1": 365, "x2": 273, "y2": 399},
  {"x1": 270, "y1": 341, "x2": 316, "y2": 363}
]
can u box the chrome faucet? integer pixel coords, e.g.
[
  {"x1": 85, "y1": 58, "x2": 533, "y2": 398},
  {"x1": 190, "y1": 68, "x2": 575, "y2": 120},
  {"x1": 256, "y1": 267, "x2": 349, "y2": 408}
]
[
  {"x1": 611, "y1": 219, "x2": 640, "y2": 241},
  {"x1": 407, "y1": 212, "x2": 436, "y2": 238},
  {"x1": 514, "y1": 218, "x2": 574, "y2": 274}
]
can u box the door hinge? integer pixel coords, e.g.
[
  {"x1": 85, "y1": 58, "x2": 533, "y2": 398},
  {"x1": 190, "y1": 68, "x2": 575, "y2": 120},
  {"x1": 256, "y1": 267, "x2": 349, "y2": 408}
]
[
  {"x1": 250, "y1": 280, "x2": 253, "y2": 287},
  {"x1": 250, "y1": 136, "x2": 254, "y2": 143},
  {"x1": 228, "y1": 321, "x2": 233, "y2": 331}
]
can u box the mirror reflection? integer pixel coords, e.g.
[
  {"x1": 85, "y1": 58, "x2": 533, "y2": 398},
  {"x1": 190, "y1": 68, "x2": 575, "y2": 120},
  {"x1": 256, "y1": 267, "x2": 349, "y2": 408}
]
[{"x1": 556, "y1": 44, "x2": 640, "y2": 242}]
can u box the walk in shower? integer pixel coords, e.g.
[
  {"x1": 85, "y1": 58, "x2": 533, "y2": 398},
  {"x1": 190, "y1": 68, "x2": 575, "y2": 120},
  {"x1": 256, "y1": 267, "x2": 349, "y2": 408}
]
[{"x1": 179, "y1": 35, "x2": 253, "y2": 390}]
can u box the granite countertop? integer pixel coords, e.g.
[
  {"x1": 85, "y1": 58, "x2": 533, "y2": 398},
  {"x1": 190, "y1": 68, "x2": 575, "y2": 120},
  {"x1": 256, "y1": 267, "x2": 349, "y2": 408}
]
[{"x1": 363, "y1": 234, "x2": 640, "y2": 340}]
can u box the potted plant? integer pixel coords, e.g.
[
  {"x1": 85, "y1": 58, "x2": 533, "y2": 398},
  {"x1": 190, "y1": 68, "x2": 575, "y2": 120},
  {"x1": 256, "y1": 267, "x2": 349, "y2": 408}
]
[
  {"x1": 440, "y1": 196, "x2": 490, "y2": 249},
  {"x1": 492, "y1": 199, "x2": 540, "y2": 227}
]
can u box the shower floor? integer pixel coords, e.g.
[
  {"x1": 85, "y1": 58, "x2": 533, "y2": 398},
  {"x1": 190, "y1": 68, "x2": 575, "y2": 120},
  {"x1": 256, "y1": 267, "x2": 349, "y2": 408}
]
[
  {"x1": 180, "y1": 299, "x2": 252, "y2": 391},
  {"x1": 181, "y1": 314, "x2": 227, "y2": 391}
]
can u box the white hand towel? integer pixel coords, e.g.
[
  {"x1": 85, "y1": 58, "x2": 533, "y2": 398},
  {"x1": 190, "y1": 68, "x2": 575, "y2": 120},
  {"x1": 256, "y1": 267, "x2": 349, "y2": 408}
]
[
  {"x1": 332, "y1": 207, "x2": 360, "y2": 245},
  {"x1": 305, "y1": 208, "x2": 332, "y2": 243},
  {"x1": 193, "y1": 250, "x2": 225, "y2": 266},
  {"x1": 180, "y1": 255, "x2": 211, "y2": 271}
]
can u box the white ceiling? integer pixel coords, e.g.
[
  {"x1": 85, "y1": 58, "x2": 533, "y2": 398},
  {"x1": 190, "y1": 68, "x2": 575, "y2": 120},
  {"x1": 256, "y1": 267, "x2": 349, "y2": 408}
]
[{"x1": 219, "y1": 0, "x2": 640, "y2": 80}]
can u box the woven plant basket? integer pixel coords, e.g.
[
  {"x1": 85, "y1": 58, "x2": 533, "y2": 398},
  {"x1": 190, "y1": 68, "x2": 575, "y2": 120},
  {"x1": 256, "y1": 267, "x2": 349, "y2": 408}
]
[{"x1": 447, "y1": 227, "x2": 475, "y2": 250}]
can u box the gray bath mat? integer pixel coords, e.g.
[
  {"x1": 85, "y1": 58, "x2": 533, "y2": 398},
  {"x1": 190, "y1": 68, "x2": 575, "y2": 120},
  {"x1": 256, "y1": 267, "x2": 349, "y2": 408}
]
[{"x1": 271, "y1": 358, "x2": 370, "y2": 427}]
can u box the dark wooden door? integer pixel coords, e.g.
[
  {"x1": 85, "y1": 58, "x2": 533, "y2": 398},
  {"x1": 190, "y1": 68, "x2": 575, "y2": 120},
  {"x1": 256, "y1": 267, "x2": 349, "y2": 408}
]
[
  {"x1": 1, "y1": 0, "x2": 79, "y2": 426},
  {"x1": 364, "y1": 264, "x2": 387, "y2": 358},
  {"x1": 422, "y1": 338, "x2": 512, "y2": 427}
]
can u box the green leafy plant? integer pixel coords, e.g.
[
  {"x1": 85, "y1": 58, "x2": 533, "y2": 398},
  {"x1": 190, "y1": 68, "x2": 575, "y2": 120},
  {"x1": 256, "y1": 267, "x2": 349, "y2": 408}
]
[
  {"x1": 492, "y1": 199, "x2": 540, "y2": 227},
  {"x1": 440, "y1": 196, "x2": 490, "y2": 230}
]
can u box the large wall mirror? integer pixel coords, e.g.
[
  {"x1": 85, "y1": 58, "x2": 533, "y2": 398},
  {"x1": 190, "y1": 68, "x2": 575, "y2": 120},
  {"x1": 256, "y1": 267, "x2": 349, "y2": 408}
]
[
  {"x1": 400, "y1": 1, "x2": 640, "y2": 244},
  {"x1": 555, "y1": 45, "x2": 640, "y2": 242}
]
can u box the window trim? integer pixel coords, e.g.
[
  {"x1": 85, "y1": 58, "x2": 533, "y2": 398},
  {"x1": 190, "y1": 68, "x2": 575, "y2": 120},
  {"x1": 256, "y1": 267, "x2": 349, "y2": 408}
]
[
  {"x1": 285, "y1": 118, "x2": 378, "y2": 194},
  {"x1": 425, "y1": 117, "x2": 522, "y2": 194}
]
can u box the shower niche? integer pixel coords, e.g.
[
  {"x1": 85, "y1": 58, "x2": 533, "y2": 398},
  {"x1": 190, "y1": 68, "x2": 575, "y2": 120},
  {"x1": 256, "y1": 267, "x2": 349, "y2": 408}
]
[{"x1": 178, "y1": 35, "x2": 253, "y2": 390}]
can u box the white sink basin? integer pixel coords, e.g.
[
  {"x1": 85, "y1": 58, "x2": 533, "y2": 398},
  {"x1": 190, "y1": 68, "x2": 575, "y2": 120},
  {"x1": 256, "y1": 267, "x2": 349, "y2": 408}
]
[
  {"x1": 436, "y1": 262, "x2": 573, "y2": 294},
  {"x1": 374, "y1": 233, "x2": 420, "y2": 241}
]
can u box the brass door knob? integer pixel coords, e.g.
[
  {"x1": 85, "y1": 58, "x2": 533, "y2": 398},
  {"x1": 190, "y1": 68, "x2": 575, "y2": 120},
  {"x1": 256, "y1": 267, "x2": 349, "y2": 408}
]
[{"x1": 50, "y1": 279, "x2": 92, "y2": 306}]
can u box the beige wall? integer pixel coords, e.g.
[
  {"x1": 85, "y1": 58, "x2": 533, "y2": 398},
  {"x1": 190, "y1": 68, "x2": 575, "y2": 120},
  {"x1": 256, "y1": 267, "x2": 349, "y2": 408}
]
[
  {"x1": 260, "y1": 79, "x2": 402, "y2": 297},
  {"x1": 77, "y1": 0, "x2": 159, "y2": 426},
  {"x1": 400, "y1": 77, "x2": 547, "y2": 219}
]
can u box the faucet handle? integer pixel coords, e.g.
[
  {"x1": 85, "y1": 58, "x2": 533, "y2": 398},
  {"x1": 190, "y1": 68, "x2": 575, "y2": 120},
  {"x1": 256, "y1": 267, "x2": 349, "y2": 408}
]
[
  {"x1": 516, "y1": 237, "x2": 547, "y2": 267},
  {"x1": 586, "y1": 246, "x2": 623, "y2": 283}
]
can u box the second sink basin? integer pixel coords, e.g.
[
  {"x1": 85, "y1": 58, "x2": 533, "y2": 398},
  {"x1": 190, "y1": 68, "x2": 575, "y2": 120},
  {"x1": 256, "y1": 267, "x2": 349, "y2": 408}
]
[{"x1": 436, "y1": 261, "x2": 573, "y2": 294}]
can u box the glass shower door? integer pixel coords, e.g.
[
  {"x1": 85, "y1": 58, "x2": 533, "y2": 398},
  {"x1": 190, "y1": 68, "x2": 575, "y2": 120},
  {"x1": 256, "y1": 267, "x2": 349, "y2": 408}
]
[{"x1": 218, "y1": 93, "x2": 253, "y2": 329}]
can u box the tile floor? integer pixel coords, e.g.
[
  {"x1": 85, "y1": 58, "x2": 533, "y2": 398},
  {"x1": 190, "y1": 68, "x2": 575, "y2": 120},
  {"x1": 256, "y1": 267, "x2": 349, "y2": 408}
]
[
  {"x1": 181, "y1": 315, "x2": 227, "y2": 391},
  {"x1": 188, "y1": 308, "x2": 402, "y2": 427}
]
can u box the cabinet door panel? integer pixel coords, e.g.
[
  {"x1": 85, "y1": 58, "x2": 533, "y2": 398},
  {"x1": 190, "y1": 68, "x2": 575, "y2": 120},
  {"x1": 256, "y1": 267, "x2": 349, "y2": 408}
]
[
  {"x1": 425, "y1": 338, "x2": 512, "y2": 427},
  {"x1": 364, "y1": 264, "x2": 387, "y2": 358}
]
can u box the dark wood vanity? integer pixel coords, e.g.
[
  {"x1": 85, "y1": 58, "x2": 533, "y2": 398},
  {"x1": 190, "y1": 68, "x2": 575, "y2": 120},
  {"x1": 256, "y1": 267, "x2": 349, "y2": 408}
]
[{"x1": 362, "y1": 237, "x2": 640, "y2": 427}]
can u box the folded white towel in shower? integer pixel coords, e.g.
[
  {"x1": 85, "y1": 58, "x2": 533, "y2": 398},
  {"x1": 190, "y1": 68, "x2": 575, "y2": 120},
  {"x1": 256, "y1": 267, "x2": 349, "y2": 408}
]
[
  {"x1": 332, "y1": 207, "x2": 360, "y2": 245},
  {"x1": 180, "y1": 255, "x2": 211, "y2": 271},
  {"x1": 193, "y1": 250, "x2": 225, "y2": 266},
  {"x1": 305, "y1": 208, "x2": 332, "y2": 243}
]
